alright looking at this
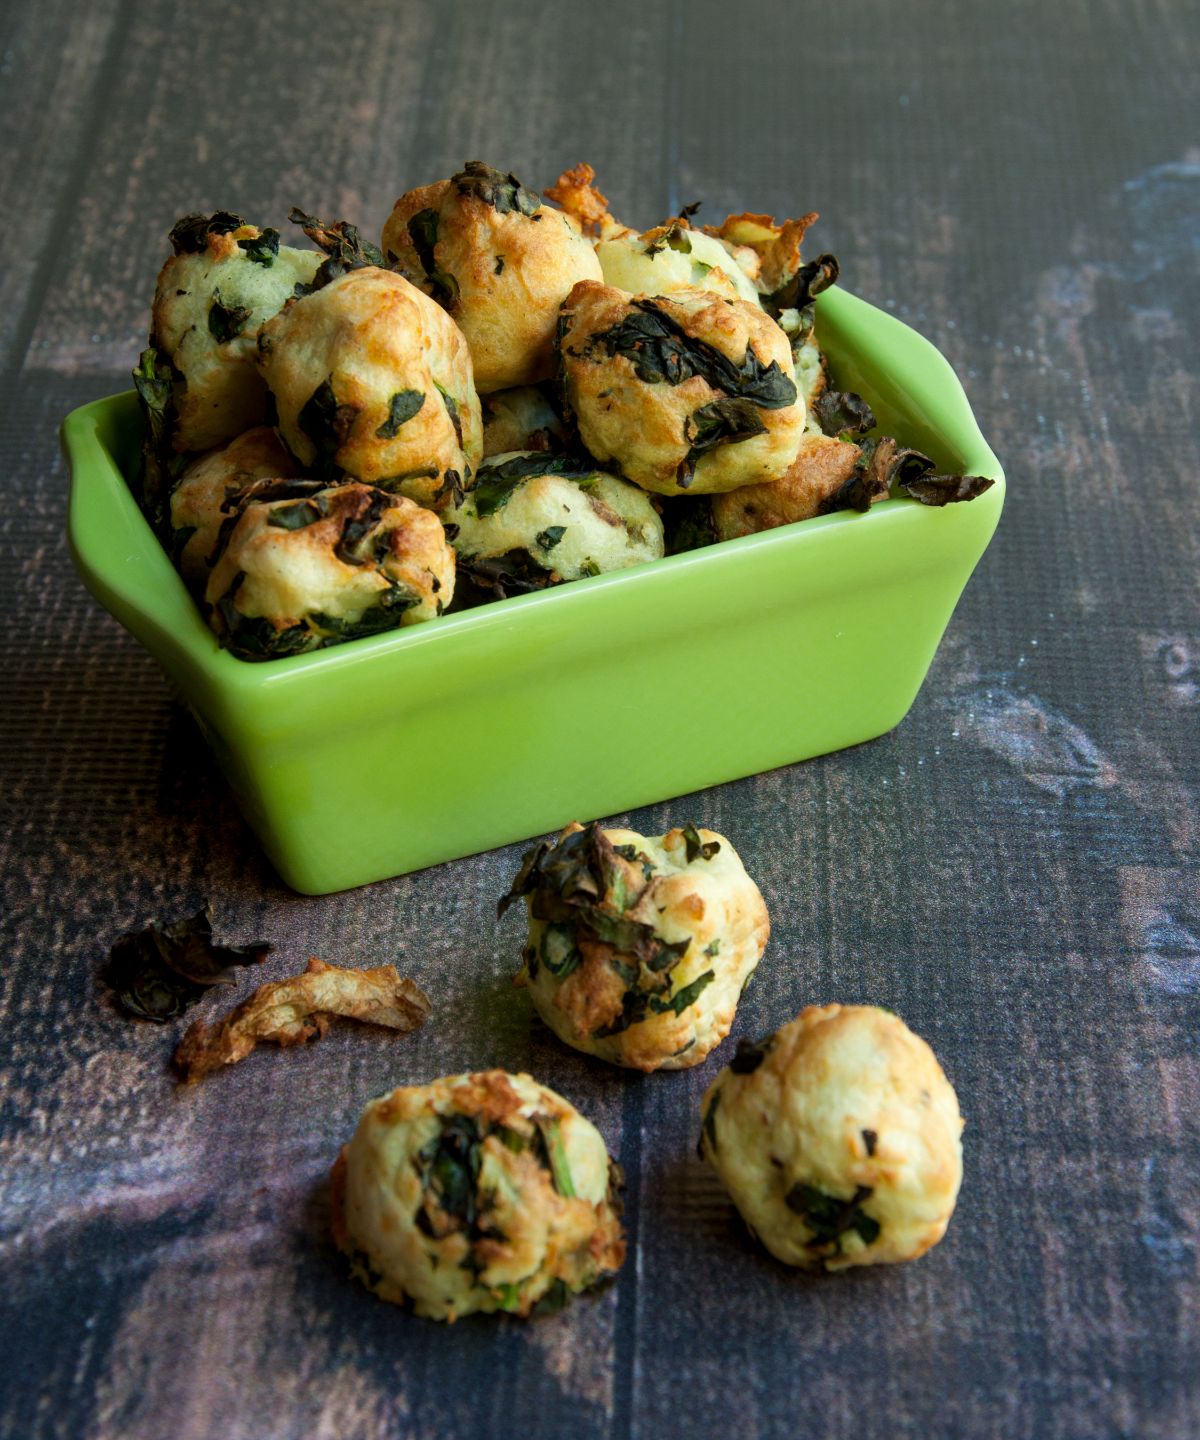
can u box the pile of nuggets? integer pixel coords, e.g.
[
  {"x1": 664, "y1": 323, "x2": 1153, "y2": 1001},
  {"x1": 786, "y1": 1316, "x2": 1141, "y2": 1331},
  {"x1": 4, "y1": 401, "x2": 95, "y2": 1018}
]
[
  {"x1": 134, "y1": 161, "x2": 988, "y2": 661},
  {"x1": 332, "y1": 821, "x2": 966, "y2": 1322}
]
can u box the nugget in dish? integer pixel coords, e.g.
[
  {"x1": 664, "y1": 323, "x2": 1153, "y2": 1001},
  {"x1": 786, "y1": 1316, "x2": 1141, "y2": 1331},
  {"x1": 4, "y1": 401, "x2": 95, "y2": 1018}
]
[
  {"x1": 444, "y1": 452, "x2": 663, "y2": 599},
  {"x1": 596, "y1": 217, "x2": 764, "y2": 307},
  {"x1": 255, "y1": 267, "x2": 482, "y2": 508},
  {"x1": 147, "y1": 212, "x2": 322, "y2": 457},
  {"x1": 206, "y1": 481, "x2": 454, "y2": 659},
  {"x1": 168, "y1": 427, "x2": 299, "y2": 589},
  {"x1": 502, "y1": 822, "x2": 769, "y2": 1072},
  {"x1": 698, "y1": 1004, "x2": 964, "y2": 1270},
  {"x1": 481, "y1": 386, "x2": 566, "y2": 457},
  {"x1": 331, "y1": 1069, "x2": 625, "y2": 1321},
  {"x1": 556, "y1": 281, "x2": 805, "y2": 494},
  {"x1": 382, "y1": 161, "x2": 602, "y2": 392}
]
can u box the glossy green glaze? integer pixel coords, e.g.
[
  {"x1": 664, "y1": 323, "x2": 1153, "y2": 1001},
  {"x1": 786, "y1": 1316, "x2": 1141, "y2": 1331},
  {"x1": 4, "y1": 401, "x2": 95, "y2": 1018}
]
[{"x1": 63, "y1": 287, "x2": 1004, "y2": 893}]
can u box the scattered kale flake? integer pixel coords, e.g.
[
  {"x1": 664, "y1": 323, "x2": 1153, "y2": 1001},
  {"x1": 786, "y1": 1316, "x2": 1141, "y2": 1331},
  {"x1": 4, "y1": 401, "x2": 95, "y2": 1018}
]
[
  {"x1": 814, "y1": 390, "x2": 875, "y2": 438},
  {"x1": 453, "y1": 160, "x2": 540, "y2": 217},
  {"x1": 375, "y1": 389, "x2": 425, "y2": 439},
  {"x1": 901, "y1": 471, "x2": 995, "y2": 506},
  {"x1": 472, "y1": 452, "x2": 596, "y2": 518},
  {"x1": 537, "y1": 525, "x2": 566, "y2": 550},
  {"x1": 208, "y1": 292, "x2": 252, "y2": 345},
  {"x1": 785, "y1": 1182, "x2": 880, "y2": 1251},
  {"x1": 730, "y1": 1034, "x2": 773, "y2": 1074},
  {"x1": 299, "y1": 377, "x2": 359, "y2": 477},
  {"x1": 862, "y1": 1128, "x2": 878, "y2": 1156},
  {"x1": 168, "y1": 211, "x2": 245, "y2": 255},
  {"x1": 681, "y1": 823, "x2": 720, "y2": 863},
  {"x1": 237, "y1": 227, "x2": 280, "y2": 266},
  {"x1": 407, "y1": 207, "x2": 459, "y2": 305},
  {"x1": 289, "y1": 207, "x2": 386, "y2": 291},
  {"x1": 104, "y1": 906, "x2": 270, "y2": 1023},
  {"x1": 764, "y1": 252, "x2": 840, "y2": 316},
  {"x1": 436, "y1": 383, "x2": 463, "y2": 448}
]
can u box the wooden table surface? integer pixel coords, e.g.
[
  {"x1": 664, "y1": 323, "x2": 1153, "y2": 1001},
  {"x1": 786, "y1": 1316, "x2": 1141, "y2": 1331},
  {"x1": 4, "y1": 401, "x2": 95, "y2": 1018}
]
[{"x1": 2, "y1": 2, "x2": 1197, "y2": 1437}]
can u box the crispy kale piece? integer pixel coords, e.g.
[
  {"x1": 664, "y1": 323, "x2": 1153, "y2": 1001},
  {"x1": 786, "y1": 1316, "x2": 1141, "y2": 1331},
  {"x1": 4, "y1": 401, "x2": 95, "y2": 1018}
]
[
  {"x1": 289, "y1": 207, "x2": 387, "y2": 294},
  {"x1": 104, "y1": 905, "x2": 269, "y2": 1023},
  {"x1": 452, "y1": 160, "x2": 540, "y2": 217}
]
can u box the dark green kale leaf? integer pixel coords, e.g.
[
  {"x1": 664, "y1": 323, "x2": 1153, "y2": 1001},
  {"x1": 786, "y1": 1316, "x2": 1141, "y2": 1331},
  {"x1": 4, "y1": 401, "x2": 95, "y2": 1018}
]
[
  {"x1": 407, "y1": 207, "x2": 459, "y2": 305},
  {"x1": 452, "y1": 160, "x2": 540, "y2": 217},
  {"x1": 814, "y1": 390, "x2": 876, "y2": 439},
  {"x1": 334, "y1": 489, "x2": 393, "y2": 564},
  {"x1": 417, "y1": 1114, "x2": 483, "y2": 1234},
  {"x1": 375, "y1": 389, "x2": 426, "y2": 439},
  {"x1": 298, "y1": 377, "x2": 359, "y2": 478},
  {"x1": 436, "y1": 383, "x2": 463, "y2": 448},
  {"x1": 288, "y1": 207, "x2": 387, "y2": 293},
  {"x1": 785, "y1": 1182, "x2": 881, "y2": 1252},
  {"x1": 234, "y1": 477, "x2": 327, "y2": 510},
  {"x1": 237, "y1": 228, "x2": 281, "y2": 266},
  {"x1": 675, "y1": 397, "x2": 768, "y2": 487},
  {"x1": 587, "y1": 299, "x2": 796, "y2": 409},
  {"x1": 662, "y1": 969, "x2": 715, "y2": 1015},
  {"x1": 532, "y1": 1278, "x2": 572, "y2": 1316},
  {"x1": 104, "y1": 906, "x2": 270, "y2": 1023},
  {"x1": 730, "y1": 1034, "x2": 773, "y2": 1074},
  {"x1": 539, "y1": 923, "x2": 581, "y2": 977},
  {"x1": 471, "y1": 452, "x2": 597, "y2": 518},
  {"x1": 207, "y1": 292, "x2": 253, "y2": 345},
  {"x1": 456, "y1": 549, "x2": 556, "y2": 600},
  {"x1": 311, "y1": 585, "x2": 419, "y2": 641},
  {"x1": 662, "y1": 494, "x2": 717, "y2": 555},
  {"x1": 536, "y1": 525, "x2": 566, "y2": 550},
  {"x1": 681, "y1": 823, "x2": 720, "y2": 862},
  {"x1": 132, "y1": 346, "x2": 180, "y2": 529},
  {"x1": 168, "y1": 211, "x2": 246, "y2": 255},
  {"x1": 763, "y1": 252, "x2": 840, "y2": 317}
]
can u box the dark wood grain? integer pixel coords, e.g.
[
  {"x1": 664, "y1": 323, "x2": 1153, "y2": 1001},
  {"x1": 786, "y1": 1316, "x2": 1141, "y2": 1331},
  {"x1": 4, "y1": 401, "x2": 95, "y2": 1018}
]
[{"x1": 1, "y1": 1, "x2": 1197, "y2": 1437}]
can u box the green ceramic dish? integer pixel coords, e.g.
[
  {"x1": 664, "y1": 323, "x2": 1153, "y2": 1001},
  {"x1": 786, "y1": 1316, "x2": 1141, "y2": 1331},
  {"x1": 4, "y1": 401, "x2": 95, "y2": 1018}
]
[{"x1": 64, "y1": 287, "x2": 1003, "y2": 894}]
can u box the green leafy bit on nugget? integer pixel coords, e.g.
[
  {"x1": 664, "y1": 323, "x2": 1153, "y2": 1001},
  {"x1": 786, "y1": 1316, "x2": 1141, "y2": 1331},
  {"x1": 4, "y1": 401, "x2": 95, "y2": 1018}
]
[
  {"x1": 500, "y1": 822, "x2": 712, "y2": 1036},
  {"x1": 784, "y1": 1183, "x2": 881, "y2": 1252}
]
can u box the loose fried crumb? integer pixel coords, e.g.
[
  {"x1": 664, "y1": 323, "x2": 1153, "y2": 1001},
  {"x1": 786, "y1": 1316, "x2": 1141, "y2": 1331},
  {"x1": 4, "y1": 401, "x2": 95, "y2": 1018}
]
[
  {"x1": 545, "y1": 162, "x2": 616, "y2": 236},
  {"x1": 173, "y1": 957, "x2": 431, "y2": 1082}
]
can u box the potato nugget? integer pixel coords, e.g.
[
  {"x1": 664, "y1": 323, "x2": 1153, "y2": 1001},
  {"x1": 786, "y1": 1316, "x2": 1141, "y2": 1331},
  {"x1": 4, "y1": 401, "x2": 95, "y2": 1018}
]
[
  {"x1": 556, "y1": 281, "x2": 806, "y2": 495},
  {"x1": 169, "y1": 427, "x2": 298, "y2": 590},
  {"x1": 502, "y1": 822, "x2": 769, "y2": 1072},
  {"x1": 331, "y1": 1070, "x2": 625, "y2": 1321},
  {"x1": 205, "y1": 481, "x2": 454, "y2": 659},
  {"x1": 255, "y1": 267, "x2": 482, "y2": 509},
  {"x1": 382, "y1": 161, "x2": 602, "y2": 392},
  {"x1": 444, "y1": 452, "x2": 663, "y2": 598},
  {"x1": 149, "y1": 212, "x2": 321, "y2": 455},
  {"x1": 481, "y1": 386, "x2": 566, "y2": 457},
  {"x1": 698, "y1": 1004, "x2": 964, "y2": 1270}
]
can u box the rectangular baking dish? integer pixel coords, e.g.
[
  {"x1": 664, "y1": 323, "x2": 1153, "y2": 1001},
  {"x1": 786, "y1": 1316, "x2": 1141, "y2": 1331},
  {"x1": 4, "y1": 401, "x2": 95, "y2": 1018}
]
[{"x1": 64, "y1": 286, "x2": 1004, "y2": 894}]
